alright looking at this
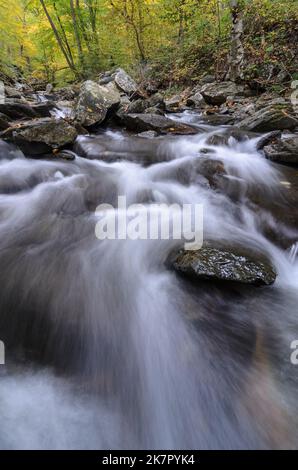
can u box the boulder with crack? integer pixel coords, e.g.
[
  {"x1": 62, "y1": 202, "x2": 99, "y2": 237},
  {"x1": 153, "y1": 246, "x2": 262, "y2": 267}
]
[
  {"x1": 113, "y1": 68, "x2": 138, "y2": 96},
  {"x1": 237, "y1": 102, "x2": 298, "y2": 132},
  {"x1": 201, "y1": 81, "x2": 247, "y2": 106},
  {"x1": 263, "y1": 135, "x2": 298, "y2": 164},
  {"x1": 75, "y1": 80, "x2": 120, "y2": 127},
  {"x1": 1, "y1": 118, "x2": 78, "y2": 156},
  {"x1": 117, "y1": 113, "x2": 200, "y2": 135}
]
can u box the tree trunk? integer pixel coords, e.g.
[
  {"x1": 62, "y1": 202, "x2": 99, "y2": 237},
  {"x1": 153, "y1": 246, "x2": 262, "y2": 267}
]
[
  {"x1": 69, "y1": 0, "x2": 85, "y2": 72},
  {"x1": 227, "y1": 0, "x2": 244, "y2": 82},
  {"x1": 53, "y1": 2, "x2": 75, "y2": 66},
  {"x1": 39, "y1": 0, "x2": 78, "y2": 76}
]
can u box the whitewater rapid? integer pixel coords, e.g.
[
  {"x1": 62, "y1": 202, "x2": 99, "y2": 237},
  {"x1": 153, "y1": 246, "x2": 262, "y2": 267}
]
[{"x1": 0, "y1": 119, "x2": 298, "y2": 449}]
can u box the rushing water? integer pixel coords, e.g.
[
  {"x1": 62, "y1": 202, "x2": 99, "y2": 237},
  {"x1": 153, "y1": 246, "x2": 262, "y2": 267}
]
[{"x1": 0, "y1": 116, "x2": 298, "y2": 449}]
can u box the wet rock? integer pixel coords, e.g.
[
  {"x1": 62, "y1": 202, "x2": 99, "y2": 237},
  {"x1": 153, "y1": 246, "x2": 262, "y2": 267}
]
[
  {"x1": 0, "y1": 112, "x2": 11, "y2": 131},
  {"x1": 0, "y1": 139, "x2": 25, "y2": 160},
  {"x1": 1, "y1": 118, "x2": 78, "y2": 155},
  {"x1": 201, "y1": 81, "x2": 246, "y2": 106},
  {"x1": 202, "y1": 114, "x2": 234, "y2": 126},
  {"x1": 124, "y1": 94, "x2": 165, "y2": 115},
  {"x1": 165, "y1": 95, "x2": 182, "y2": 112},
  {"x1": 237, "y1": 102, "x2": 298, "y2": 132},
  {"x1": 263, "y1": 135, "x2": 298, "y2": 164},
  {"x1": 0, "y1": 98, "x2": 55, "y2": 120},
  {"x1": 75, "y1": 80, "x2": 120, "y2": 127},
  {"x1": 137, "y1": 130, "x2": 158, "y2": 139},
  {"x1": 186, "y1": 92, "x2": 204, "y2": 108},
  {"x1": 54, "y1": 86, "x2": 77, "y2": 101},
  {"x1": 126, "y1": 99, "x2": 148, "y2": 114},
  {"x1": 54, "y1": 149, "x2": 76, "y2": 161},
  {"x1": 118, "y1": 113, "x2": 200, "y2": 135},
  {"x1": 196, "y1": 157, "x2": 226, "y2": 188},
  {"x1": 144, "y1": 106, "x2": 163, "y2": 115},
  {"x1": 206, "y1": 128, "x2": 257, "y2": 146},
  {"x1": 113, "y1": 68, "x2": 138, "y2": 96},
  {"x1": 171, "y1": 243, "x2": 276, "y2": 286},
  {"x1": 148, "y1": 93, "x2": 165, "y2": 111},
  {"x1": 4, "y1": 86, "x2": 22, "y2": 99},
  {"x1": 256, "y1": 130, "x2": 281, "y2": 151}
]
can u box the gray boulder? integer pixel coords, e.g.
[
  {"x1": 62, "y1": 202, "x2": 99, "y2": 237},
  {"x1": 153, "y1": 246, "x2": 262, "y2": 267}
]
[
  {"x1": 118, "y1": 113, "x2": 200, "y2": 135},
  {"x1": 75, "y1": 80, "x2": 120, "y2": 127},
  {"x1": 4, "y1": 86, "x2": 22, "y2": 99},
  {"x1": 113, "y1": 68, "x2": 138, "y2": 95},
  {"x1": 263, "y1": 135, "x2": 298, "y2": 164},
  {"x1": 201, "y1": 81, "x2": 246, "y2": 105},
  {"x1": 0, "y1": 98, "x2": 55, "y2": 120},
  {"x1": 165, "y1": 95, "x2": 182, "y2": 112},
  {"x1": 237, "y1": 103, "x2": 298, "y2": 132},
  {"x1": 171, "y1": 243, "x2": 276, "y2": 286},
  {"x1": 186, "y1": 92, "x2": 204, "y2": 108},
  {"x1": 125, "y1": 99, "x2": 148, "y2": 114},
  {"x1": 1, "y1": 118, "x2": 78, "y2": 155}
]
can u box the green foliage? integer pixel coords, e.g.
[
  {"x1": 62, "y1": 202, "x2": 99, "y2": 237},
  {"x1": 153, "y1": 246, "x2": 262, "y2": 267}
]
[{"x1": 0, "y1": 0, "x2": 297, "y2": 86}]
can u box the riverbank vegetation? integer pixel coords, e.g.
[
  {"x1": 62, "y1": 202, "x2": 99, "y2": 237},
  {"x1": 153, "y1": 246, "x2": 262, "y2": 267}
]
[{"x1": 0, "y1": 1, "x2": 297, "y2": 89}]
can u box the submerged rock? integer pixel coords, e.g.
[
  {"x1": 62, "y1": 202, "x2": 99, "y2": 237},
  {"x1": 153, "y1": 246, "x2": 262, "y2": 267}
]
[
  {"x1": 263, "y1": 135, "x2": 298, "y2": 164},
  {"x1": 195, "y1": 157, "x2": 226, "y2": 188},
  {"x1": 0, "y1": 139, "x2": 25, "y2": 160},
  {"x1": 137, "y1": 130, "x2": 158, "y2": 139},
  {"x1": 171, "y1": 243, "x2": 276, "y2": 286},
  {"x1": 118, "y1": 113, "x2": 200, "y2": 135},
  {"x1": 1, "y1": 118, "x2": 78, "y2": 155},
  {"x1": 75, "y1": 80, "x2": 120, "y2": 127}
]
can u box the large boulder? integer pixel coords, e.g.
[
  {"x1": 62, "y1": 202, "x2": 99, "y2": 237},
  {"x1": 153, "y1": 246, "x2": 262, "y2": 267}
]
[
  {"x1": 0, "y1": 98, "x2": 55, "y2": 120},
  {"x1": 118, "y1": 113, "x2": 200, "y2": 135},
  {"x1": 237, "y1": 102, "x2": 298, "y2": 132},
  {"x1": 75, "y1": 80, "x2": 120, "y2": 127},
  {"x1": 113, "y1": 68, "x2": 138, "y2": 95},
  {"x1": 201, "y1": 81, "x2": 246, "y2": 106},
  {"x1": 171, "y1": 243, "x2": 276, "y2": 286},
  {"x1": 1, "y1": 118, "x2": 78, "y2": 155},
  {"x1": 263, "y1": 135, "x2": 298, "y2": 164}
]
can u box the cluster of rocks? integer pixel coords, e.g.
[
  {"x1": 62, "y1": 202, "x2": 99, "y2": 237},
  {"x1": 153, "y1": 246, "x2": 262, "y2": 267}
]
[
  {"x1": 165, "y1": 80, "x2": 298, "y2": 164},
  {"x1": 0, "y1": 68, "x2": 203, "y2": 157},
  {"x1": 0, "y1": 70, "x2": 287, "y2": 288},
  {"x1": 1, "y1": 69, "x2": 297, "y2": 162}
]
